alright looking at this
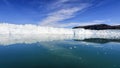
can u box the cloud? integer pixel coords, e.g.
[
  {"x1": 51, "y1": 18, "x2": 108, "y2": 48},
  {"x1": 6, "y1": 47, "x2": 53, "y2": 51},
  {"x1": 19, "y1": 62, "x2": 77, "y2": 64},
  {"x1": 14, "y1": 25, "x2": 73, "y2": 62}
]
[
  {"x1": 50, "y1": 0, "x2": 69, "y2": 10},
  {"x1": 39, "y1": 0, "x2": 89, "y2": 26},
  {"x1": 39, "y1": 7, "x2": 79, "y2": 26}
]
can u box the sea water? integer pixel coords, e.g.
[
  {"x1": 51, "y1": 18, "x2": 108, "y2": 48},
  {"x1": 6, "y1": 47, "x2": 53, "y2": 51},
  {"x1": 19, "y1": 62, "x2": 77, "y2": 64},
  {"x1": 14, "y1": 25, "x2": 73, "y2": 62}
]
[{"x1": 0, "y1": 34, "x2": 120, "y2": 68}]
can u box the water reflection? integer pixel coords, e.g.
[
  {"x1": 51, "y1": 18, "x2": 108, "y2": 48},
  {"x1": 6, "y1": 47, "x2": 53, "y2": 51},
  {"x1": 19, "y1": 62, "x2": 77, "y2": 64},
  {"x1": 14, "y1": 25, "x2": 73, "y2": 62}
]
[
  {"x1": 0, "y1": 34, "x2": 120, "y2": 46},
  {"x1": 74, "y1": 38, "x2": 120, "y2": 44},
  {"x1": 0, "y1": 34, "x2": 120, "y2": 68},
  {"x1": 0, "y1": 34, "x2": 73, "y2": 45}
]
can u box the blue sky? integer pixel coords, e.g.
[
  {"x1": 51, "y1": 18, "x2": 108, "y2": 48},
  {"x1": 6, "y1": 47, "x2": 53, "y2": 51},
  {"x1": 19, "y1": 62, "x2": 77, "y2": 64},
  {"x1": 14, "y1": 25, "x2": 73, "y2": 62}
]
[{"x1": 0, "y1": 0, "x2": 120, "y2": 27}]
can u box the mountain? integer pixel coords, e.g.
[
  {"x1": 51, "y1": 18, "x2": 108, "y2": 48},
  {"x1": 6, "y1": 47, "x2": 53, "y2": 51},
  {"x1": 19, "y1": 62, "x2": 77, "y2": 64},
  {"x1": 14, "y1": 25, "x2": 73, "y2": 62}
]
[{"x1": 73, "y1": 24, "x2": 120, "y2": 30}]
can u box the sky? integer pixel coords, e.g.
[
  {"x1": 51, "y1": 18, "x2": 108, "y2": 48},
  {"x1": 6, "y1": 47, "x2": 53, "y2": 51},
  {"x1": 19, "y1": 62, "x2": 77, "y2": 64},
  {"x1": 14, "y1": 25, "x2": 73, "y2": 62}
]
[{"x1": 0, "y1": 0, "x2": 120, "y2": 28}]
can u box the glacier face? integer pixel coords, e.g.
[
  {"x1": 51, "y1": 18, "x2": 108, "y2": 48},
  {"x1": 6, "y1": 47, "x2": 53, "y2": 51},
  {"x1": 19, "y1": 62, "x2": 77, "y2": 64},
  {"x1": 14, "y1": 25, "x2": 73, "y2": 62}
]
[
  {"x1": 0, "y1": 23, "x2": 120, "y2": 45},
  {"x1": 0, "y1": 23, "x2": 73, "y2": 34},
  {"x1": 74, "y1": 29, "x2": 120, "y2": 39}
]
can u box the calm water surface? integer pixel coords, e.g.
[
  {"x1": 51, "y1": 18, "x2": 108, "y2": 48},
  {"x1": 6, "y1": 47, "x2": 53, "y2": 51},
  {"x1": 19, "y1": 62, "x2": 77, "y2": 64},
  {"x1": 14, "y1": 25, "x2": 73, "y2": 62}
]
[{"x1": 0, "y1": 35, "x2": 120, "y2": 68}]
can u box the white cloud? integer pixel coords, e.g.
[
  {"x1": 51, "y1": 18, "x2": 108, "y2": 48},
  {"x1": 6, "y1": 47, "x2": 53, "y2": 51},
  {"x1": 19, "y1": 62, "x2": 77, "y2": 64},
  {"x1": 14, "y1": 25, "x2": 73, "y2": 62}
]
[
  {"x1": 49, "y1": 0, "x2": 69, "y2": 10},
  {"x1": 54, "y1": 0, "x2": 69, "y2": 6},
  {"x1": 38, "y1": 0, "x2": 91, "y2": 27},
  {"x1": 39, "y1": 3, "x2": 89, "y2": 26}
]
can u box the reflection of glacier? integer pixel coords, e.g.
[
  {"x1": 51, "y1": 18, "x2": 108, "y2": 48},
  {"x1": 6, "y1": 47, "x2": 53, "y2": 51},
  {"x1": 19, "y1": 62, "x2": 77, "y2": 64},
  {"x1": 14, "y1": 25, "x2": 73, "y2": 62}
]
[
  {"x1": 0, "y1": 23, "x2": 120, "y2": 45},
  {"x1": 0, "y1": 34, "x2": 73, "y2": 45}
]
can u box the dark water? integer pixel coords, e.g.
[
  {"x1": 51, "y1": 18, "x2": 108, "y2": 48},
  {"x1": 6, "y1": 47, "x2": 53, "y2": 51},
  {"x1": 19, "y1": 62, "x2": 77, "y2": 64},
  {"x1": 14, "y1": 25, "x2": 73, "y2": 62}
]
[{"x1": 0, "y1": 38, "x2": 120, "y2": 68}]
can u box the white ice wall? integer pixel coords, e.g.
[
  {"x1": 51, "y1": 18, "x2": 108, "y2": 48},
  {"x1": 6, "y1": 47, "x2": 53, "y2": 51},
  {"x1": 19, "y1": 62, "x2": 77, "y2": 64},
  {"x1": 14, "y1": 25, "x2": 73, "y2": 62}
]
[
  {"x1": 0, "y1": 23, "x2": 120, "y2": 41},
  {"x1": 74, "y1": 29, "x2": 120, "y2": 39},
  {"x1": 0, "y1": 23, "x2": 73, "y2": 35},
  {"x1": 0, "y1": 23, "x2": 120, "y2": 36}
]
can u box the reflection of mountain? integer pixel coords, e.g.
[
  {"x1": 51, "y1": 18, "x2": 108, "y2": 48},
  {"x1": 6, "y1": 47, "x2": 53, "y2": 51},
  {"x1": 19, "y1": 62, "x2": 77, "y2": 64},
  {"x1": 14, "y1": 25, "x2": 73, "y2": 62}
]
[{"x1": 74, "y1": 38, "x2": 120, "y2": 44}]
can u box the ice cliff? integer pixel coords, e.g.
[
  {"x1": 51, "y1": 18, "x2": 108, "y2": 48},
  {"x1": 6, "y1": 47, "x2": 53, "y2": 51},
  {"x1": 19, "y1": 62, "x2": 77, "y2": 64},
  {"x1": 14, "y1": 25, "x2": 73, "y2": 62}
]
[{"x1": 0, "y1": 23, "x2": 73, "y2": 34}]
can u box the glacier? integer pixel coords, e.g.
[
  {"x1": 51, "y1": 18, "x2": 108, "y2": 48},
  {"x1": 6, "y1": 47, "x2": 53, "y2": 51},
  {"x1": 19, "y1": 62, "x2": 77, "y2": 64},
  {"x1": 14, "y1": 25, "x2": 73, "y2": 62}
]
[
  {"x1": 0, "y1": 23, "x2": 120, "y2": 45},
  {"x1": 0, "y1": 23, "x2": 73, "y2": 34}
]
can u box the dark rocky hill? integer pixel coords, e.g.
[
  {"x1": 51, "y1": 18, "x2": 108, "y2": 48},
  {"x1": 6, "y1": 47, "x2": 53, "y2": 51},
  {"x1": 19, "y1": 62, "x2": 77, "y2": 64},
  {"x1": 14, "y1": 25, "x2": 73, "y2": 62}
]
[{"x1": 73, "y1": 24, "x2": 120, "y2": 30}]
